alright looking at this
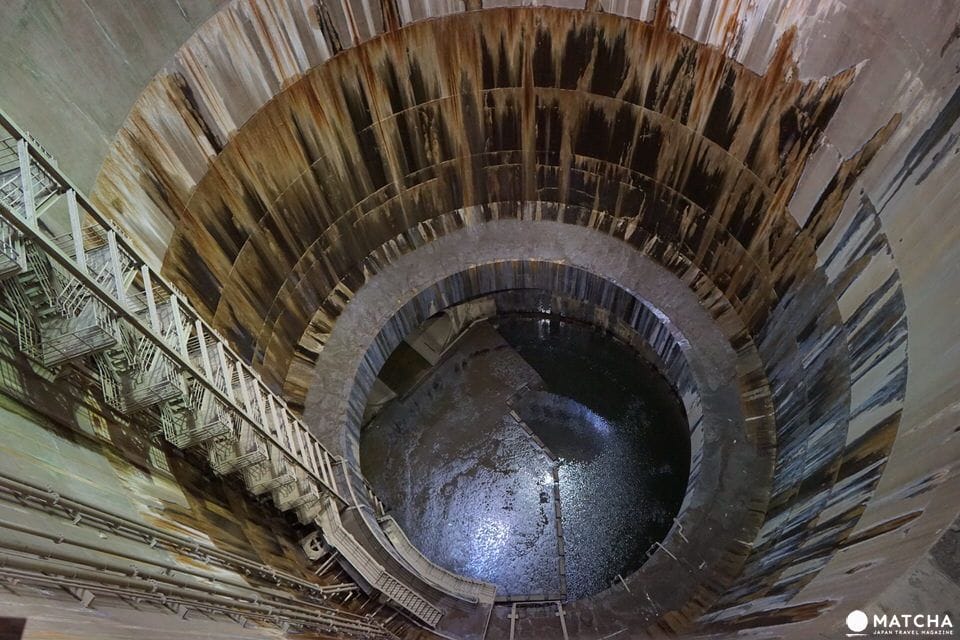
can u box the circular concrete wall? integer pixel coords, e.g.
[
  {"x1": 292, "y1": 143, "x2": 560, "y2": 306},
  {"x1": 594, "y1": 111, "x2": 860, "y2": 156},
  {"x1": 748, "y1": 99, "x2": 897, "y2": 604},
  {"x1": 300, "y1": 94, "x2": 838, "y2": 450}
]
[{"x1": 4, "y1": 0, "x2": 958, "y2": 637}]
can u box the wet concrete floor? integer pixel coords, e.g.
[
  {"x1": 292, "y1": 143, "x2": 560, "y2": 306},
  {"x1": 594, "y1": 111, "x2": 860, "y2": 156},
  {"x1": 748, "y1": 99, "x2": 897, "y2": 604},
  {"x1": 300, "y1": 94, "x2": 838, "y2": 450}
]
[{"x1": 360, "y1": 316, "x2": 689, "y2": 599}]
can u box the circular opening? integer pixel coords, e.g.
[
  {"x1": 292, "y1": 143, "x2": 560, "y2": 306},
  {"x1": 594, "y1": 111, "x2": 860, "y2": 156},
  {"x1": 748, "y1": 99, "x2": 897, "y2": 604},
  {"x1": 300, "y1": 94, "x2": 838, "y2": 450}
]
[
  {"x1": 360, "y1": 311, "x2": 690, "y2": 600},
  {"x1": 304, "y1": 240, "x2": 771, "y2": 625}
]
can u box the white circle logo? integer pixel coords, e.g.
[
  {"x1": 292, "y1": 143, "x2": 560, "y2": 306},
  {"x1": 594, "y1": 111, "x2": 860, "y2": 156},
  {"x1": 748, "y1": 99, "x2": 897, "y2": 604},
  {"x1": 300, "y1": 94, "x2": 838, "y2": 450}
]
[{"x1": 847, "y1": 610, "x2": 869, "y2": 632}]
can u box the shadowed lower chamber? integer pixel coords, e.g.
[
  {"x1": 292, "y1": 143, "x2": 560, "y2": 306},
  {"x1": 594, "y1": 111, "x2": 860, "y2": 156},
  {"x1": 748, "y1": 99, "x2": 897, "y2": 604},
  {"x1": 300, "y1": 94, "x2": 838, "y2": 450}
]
[{"x1": 359, "y1": 304, "x2": 692, "y2": 601}]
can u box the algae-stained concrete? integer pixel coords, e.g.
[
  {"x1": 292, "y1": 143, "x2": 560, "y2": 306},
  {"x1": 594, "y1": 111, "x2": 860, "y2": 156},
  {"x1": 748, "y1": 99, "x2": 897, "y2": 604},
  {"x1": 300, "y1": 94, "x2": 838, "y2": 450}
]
[{"x1": 0, "y1": 0, "x2": 959, "y2": 638}]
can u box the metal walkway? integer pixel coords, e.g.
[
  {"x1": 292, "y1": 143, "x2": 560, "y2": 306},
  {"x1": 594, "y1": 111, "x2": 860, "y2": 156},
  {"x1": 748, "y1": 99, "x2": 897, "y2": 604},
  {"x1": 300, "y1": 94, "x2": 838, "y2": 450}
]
[
  {"x1": 314, "y1": 498, "x2": 444, "y2": 627},
  {"x1": 380, "y1": 516, "x2": 498, "y2": 605},
  {"x1": 0, "y1": 109, "x2": 449, "y2": 629}
]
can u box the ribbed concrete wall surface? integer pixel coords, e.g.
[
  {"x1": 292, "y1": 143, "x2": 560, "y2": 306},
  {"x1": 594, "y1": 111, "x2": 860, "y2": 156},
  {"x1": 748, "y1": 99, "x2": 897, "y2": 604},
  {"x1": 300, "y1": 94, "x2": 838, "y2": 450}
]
[{"x1": 0, "y1": 0, "x2": 958, "y2": 638}]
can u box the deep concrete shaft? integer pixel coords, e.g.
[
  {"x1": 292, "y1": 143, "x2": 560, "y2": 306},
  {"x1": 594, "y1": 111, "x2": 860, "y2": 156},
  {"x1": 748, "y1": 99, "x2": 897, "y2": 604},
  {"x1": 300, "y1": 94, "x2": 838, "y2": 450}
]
[{"x1": 0, "y1": 0, "x2": 959, "y2": 639}]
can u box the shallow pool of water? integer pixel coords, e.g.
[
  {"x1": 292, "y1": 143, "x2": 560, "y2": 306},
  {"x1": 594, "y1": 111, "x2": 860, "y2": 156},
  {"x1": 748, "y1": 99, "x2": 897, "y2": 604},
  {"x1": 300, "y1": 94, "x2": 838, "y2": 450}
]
[{"x1": 360, "y1": 315, "x2": 690, "y2": 599}]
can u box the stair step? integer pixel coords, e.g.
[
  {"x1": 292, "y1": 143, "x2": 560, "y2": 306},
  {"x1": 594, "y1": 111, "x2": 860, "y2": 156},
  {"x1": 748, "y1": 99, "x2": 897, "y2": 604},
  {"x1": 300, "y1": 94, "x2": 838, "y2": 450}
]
[
  {"x1": 248, "y1": 471, "x2": 295, "y2": 495},
  {"x1": 124, "y1": 378, "x2": 181, "y2": 413},
  {"x1": 41, "y1": 323, "x2": 116, "y2": 366},
  {"x1": 209, "y1": 443, "x2": 267, "y2": 475},
  {"x1": 275, "y1": 486, "x2": 320, "y2": 511},
  {"x1": 0, "y1": 256, "x2": 20, "y2": 281},
  {"x1": 163, "y1": 414, "x2": 230, "y2": 449}
]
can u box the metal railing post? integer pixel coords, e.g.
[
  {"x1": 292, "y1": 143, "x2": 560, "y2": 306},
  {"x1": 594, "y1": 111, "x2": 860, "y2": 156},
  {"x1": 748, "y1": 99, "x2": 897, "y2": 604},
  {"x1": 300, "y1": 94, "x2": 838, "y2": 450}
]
[
  {"x1": 168, "y1": 296, "x2": 189, "y2": 356},
  {"x1": 17, "y1": 139, "x2": 36, "y2": 229},
  {"x1": 67, "y1": 190, "x2": 86, "y2": 274},
  {"x1": 107, "y1": 230, "x2": 127, "y2": 309}
]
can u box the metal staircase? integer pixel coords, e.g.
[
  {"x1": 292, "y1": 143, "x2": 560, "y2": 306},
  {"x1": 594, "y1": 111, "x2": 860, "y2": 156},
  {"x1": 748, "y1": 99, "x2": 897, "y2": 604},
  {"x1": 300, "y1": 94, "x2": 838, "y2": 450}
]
[
  {"x1": 0, "y1": 116, "x2": 343, "y2": 519},
  {"x1": 0, "y1": 109, "x2": 452, "y2": 630},
  {"x1": 380, "y1": 516, "x2": 498, "y2": 605},
  {"x1": 3, "y1": 243, "x2": 118, "y2": 367},
  {"x1": 313, "y1": 498, "x2": 444, "y2": 627}
]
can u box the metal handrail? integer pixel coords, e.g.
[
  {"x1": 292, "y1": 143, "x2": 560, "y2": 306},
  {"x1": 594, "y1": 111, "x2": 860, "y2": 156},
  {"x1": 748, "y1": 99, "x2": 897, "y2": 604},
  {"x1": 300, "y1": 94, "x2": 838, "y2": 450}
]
[
  {"x1": 379, "y1": 515, "x2": 496, "y2": 604},
  {"x1": 0, "y1": 107, "x2": 343, "y2": 504},
  {"x1": 0, "y1": 107, "x2": 467, "y2": 630},
  {"x1": 318, "y1": 499, "x2": 443, "y2": 627}
]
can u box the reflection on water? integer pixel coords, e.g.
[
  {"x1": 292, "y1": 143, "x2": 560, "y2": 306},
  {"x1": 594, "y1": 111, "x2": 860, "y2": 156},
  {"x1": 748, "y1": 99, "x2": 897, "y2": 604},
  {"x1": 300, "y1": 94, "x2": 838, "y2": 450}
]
[
  {"x1": 498, "y1": 316, "x2": 690, "y2": 598},
  {"x1": 360, "y1": 316, "x2": 690, "y2": 599},
  {"x1": 466, "y1": 517, "x2": 511, "y2": 576}
]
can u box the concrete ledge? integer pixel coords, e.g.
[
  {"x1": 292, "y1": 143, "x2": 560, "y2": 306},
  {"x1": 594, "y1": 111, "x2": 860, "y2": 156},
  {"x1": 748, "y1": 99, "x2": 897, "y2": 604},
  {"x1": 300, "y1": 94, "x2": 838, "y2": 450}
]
[{"x1": 303, "y1": 220, "x2": 775, "y2": 635}]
